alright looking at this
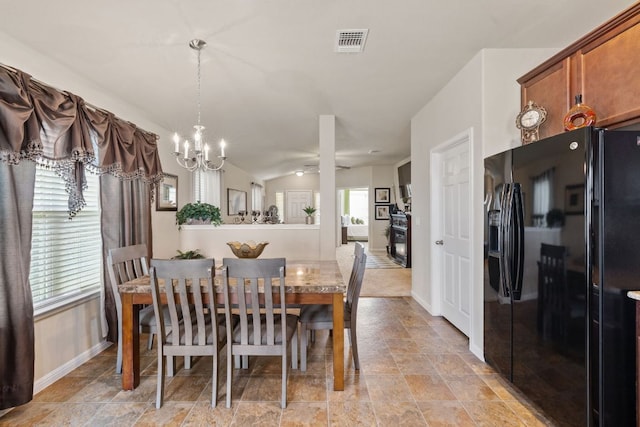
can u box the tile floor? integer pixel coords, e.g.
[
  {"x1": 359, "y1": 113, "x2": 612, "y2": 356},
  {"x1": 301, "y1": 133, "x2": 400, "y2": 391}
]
[
  {"x1": 0, "y1": 246, "x2": 555, "y2": 426},
  {"x1": 0, "y1": 298, "x2": 554, "y2": 426}
]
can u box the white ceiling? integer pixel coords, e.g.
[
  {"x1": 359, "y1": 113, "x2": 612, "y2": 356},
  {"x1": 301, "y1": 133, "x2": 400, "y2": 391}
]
[{"x1": 0, "y1": 0, "x2": 634, "y2": 181}]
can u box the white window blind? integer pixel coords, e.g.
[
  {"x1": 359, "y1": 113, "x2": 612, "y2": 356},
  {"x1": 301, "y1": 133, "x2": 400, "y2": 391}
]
[
  {"x1": 30, "y1": 167, "x2": 103, "y2": 313},
  {"x1": 193, "y1": 169, "x2": 221, "y2": 206},
  {"x1": 251, "y1": 182, "x2": 263, "y2": 212}
]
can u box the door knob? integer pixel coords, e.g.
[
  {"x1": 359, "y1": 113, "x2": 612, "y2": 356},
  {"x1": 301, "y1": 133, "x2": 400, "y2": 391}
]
[{"x1": 435, "y1": 240, "x2": 444, "y2": 245}]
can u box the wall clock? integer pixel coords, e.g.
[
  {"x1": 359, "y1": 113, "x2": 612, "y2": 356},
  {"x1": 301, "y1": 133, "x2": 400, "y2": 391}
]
[{"x1": 516, "y1": 100, "x2": 547, "y2": 144}]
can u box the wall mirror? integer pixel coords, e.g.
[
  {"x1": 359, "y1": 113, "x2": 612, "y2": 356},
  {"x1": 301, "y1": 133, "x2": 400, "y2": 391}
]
[
  {"x1": 156, "y1": 174, "x2": 178, "y2": 211},
  {"x1": 228, "y1": 188, "x2": 247, "y2": 215}
]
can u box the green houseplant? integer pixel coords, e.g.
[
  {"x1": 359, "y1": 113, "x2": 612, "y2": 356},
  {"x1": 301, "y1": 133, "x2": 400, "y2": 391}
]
[
  {"x1": 172, "y1": 249, "x2": 205, "y2": 259},
  {"x1": 176, "y1": 201, "x2": 222, "y2": 229},
  {"x1": 303, "y1": 206, "x2": 317, "y2": 224}
]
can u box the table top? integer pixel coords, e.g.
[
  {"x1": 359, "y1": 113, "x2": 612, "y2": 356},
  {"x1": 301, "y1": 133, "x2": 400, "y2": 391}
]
[{"x1": 119, "y1": 259, "x2": 345, "y2": 294}]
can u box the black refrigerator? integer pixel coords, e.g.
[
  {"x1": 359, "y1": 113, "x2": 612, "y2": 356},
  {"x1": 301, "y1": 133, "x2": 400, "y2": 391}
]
[{"x1": 484, "y1": 127, "x2": 640, "y2": 426}]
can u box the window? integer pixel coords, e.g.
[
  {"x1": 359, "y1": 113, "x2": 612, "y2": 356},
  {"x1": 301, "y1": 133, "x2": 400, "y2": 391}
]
[
  {"x1": 30, "y1": 166, "x2": 103, "y2": 314},
  {"x1": 532, "y1": 168, "x2": 554, "y2": 227},
  {"x1": 193, "y1": 169, "x2": 221, "y2": 207},
  {"x1": 251, "y1": 183, "x2": 263, "y2": 213}
]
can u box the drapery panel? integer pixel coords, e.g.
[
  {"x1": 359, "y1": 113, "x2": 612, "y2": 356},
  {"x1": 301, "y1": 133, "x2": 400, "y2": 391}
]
[
  {"x1": 0, "y1": 64, "x2": 162, "y2": 409},
  {"x1": 100, "y1": 175, "x2": 152, "y2": 343},
  {"x1": 0, "y1": 161, "x2": 36, "y2": 410}
]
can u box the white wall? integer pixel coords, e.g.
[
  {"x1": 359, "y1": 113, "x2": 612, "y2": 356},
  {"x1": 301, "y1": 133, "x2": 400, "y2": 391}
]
[
  {"x1": 0, "y1": 31, "x2": 261, "y2": 388},
  {"x1": 410, "y1": 48, "x2": 559, "y2": 359}
]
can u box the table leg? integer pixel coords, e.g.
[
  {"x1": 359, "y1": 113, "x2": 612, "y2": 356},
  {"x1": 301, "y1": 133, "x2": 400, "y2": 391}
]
[
  {"x1": 332, "y1": 292, "x2": 344, "y2": 391},
  {"x1": 121, "y1": 294, "x2": 140, "y2": 390}
]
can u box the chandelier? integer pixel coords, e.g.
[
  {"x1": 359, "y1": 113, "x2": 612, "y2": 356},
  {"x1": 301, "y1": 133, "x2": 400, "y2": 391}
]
[{"x1": 172, "y1": 39, "x2": 226, "y2": 172}]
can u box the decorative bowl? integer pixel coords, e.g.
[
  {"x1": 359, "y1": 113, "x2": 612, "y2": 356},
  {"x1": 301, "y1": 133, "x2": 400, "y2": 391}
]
[{"x1": 226, "y1": 241, "x2": 269, "y2": 258}]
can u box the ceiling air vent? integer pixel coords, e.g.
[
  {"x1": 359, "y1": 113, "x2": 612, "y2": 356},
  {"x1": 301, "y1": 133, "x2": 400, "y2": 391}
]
[{"x1": 335, "y1": 29, "x2": 368, "y2": 53}]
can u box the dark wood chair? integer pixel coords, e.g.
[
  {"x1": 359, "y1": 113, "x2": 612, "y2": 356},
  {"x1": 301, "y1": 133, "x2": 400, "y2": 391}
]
[{"x1": 537, "y1": 243, "x2": 584, "y2": 347}]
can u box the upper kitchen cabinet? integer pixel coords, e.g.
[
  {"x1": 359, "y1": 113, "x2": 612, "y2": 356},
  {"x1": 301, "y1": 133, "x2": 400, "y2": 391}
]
[{"x1": 518, "y1": 3, "x2": 640, "y2": 139}]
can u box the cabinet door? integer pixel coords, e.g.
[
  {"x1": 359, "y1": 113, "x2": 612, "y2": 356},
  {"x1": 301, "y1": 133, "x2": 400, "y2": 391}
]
[
  {"x1": 581, "y1": 23, "x2": 640, "y2": 127},
  {"x1": 520, "y1": 58, "x2": 570, "y2": 140}
]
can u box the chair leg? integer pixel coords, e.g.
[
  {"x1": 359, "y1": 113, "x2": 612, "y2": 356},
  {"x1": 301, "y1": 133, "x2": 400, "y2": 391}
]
[
  {"x1": 185, "y1": 356, "x2": 191, "y2": 370},
  {"x1": 167, "y1": 356, "x2": 174, "y2": 377},
  {"x1": 349, "y1": 326, "x2": 360, "y2": 370},
  {"x1": 147, "y1": 332, "x2": 154, "y2": 350},
  {"x1": 300, "y1": 323, "x2": 308, "y2": 372},
  {"x1": 281, "y1": 347, "x2": 287, "y2": 408},
  {"x1": 291, "y1": 330, "x2": 298, "y2": 370},
  {"x1": 116, "y1": 328, "x2": 123, "y2": 374},
  {"x1": 226, "y1": 347, "x2": 233, "y2": 408},
  {"x1": 211, "y1": 352, "x2": 218, "y2": 407},
  {"x1": 156, "y1": 350, "x2": 165, "y2": 409}
]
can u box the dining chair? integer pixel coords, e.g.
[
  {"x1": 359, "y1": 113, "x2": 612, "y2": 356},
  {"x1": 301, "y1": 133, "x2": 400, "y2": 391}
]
[
  {"x1": 107, "y1": 244, "x2": 160, "y2": 374},
  {"x1": 221, "y1": 257, "x2": 298, "y2": 409},
  {"x1": 149, "y1": 258, "x2": 226, "y2": 408},
  {"x1": 299, "y1": 246, "x2": 367, "y2": 372},
  {"x1": 308, "y1": 241, "x2": 365, "y2": 343},
  {"x1": 537, "y1": 243, "x2": 584, "y2": 349}
]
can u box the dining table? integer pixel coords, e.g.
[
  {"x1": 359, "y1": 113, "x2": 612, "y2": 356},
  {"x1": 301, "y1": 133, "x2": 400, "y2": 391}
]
[{"x1": 118, "y1": 259, "x2": 347, "y2": 391}]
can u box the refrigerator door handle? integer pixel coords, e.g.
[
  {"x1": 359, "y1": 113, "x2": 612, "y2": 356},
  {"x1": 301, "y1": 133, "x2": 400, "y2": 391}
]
[
  {"x1": 499, "y1": 184, "x2": 512, "y2": 298},
  {"x1": 511, "y1": 184, "x2": 525, "y2": 301}
]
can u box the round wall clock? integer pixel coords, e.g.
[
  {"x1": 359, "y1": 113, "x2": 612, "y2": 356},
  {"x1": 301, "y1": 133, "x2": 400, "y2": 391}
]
[{"x1": 516, "y1": 100, "x2": 547, "y2": 144}]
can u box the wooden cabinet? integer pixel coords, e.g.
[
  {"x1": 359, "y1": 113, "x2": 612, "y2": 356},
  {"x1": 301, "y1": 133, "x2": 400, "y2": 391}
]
[{"x1": 518, "y1": 4, "x2": 640, "y2": 138}]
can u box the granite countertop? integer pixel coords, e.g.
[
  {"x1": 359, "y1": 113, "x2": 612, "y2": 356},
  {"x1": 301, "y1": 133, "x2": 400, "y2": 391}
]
[{"x1": 119, "y1": 260, "x2": 345, "y2": 294}]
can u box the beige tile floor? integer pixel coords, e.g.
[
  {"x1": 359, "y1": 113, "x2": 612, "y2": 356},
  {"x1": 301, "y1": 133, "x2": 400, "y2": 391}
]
[{"x1": 0, "y1": 245, "x2": 554, "y2": 426}]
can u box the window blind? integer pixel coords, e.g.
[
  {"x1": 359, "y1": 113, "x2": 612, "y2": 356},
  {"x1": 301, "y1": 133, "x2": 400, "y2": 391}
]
[
  {"x1": 30, "y1": 167, "x2": 102, "y2": 312},
  {"x1": 193, "y1": 169, "x2": 221, "y2": 206}
]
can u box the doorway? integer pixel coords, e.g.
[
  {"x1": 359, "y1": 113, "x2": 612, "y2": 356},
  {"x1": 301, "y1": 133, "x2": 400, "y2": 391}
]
[
  {"x1": 430, "y1": 129, "x2": 472, "y2": 336},
  {"x1": 338, "y1": 187, "x2": 369, "y2": 244}
]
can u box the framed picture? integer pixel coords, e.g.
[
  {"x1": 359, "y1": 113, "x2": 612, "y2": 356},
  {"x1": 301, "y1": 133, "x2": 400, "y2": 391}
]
[
  {"x1": 375, "y1": 204, "x2": 391, "y2": 220},
  {"x1": 564, "y1": 184, "x2": 584, "y2": 215},
  {"x1": 156, "y1": 173, "x2": 178, "y2": 211},
  {"x1": 375, "y1": 187, "x2": 390, "y2": 203},
  {"x1": 227, "y1": 188, "x2": 247, "y2": 215}
]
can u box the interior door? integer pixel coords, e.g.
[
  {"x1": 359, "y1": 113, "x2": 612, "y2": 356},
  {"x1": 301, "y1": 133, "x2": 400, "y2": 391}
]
[
  {"x1": 286, "y1": 190, "x2": 312, "y2": 224},
  {"x1": 435, "y1": 138, "x2": 471, "y2": 336}
]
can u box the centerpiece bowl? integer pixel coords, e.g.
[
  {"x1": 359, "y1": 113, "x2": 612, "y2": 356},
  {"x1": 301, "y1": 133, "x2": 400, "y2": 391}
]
[{"x1": 226, "y1": 241, "x2": 269, "y2": 258}]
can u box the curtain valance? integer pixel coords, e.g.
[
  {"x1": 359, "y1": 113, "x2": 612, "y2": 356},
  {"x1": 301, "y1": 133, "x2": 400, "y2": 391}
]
[{"x1": 0, "y1": 65, "x2": 163, "y2": 215}]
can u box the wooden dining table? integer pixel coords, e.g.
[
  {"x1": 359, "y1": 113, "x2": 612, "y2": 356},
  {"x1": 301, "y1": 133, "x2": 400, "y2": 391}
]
[{"x1": 118, "y1": 259, "x2": 346, "y2": 391}]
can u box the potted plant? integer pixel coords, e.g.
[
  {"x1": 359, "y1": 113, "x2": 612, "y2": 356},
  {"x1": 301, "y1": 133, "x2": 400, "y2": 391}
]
[
  {"x1": 176, "y1": 201, "x2": 222, "y2": 229},
  {"x1": 303, "y1": 206, "x2": 317, "y2": 224},
  {"x1": 172, "y1": 249, "x2": 205, "y2": 259}
]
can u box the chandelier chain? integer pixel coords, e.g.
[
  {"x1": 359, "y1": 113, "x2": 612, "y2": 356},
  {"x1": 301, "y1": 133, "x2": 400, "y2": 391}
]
[{"x1": 196, "y1": 44, "x2": 201, "y2": 127}]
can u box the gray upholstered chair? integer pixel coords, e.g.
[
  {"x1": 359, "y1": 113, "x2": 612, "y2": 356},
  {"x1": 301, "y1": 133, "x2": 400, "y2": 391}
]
[
  {"x1": 221, "y1": 257, "x2": 298, "y2": 408},
  {"x1": 149, "y1": 258, "x2": 226, "y2": 408},
  {"x1": 107, "y1": 244, "x2": 160, "y2": 374},
  {"x1": 299, "y1": 245, "x2": 367, "y2": 371}
]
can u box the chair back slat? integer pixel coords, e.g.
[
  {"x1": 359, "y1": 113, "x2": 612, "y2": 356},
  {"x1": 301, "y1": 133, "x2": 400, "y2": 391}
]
[{"x1": 150, "y1": 259, "x2": 217, "y2": 347}]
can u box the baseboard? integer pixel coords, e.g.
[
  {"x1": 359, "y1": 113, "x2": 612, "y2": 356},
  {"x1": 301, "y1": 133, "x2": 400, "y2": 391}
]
[
  {"x1": 469, "y1": 342, "x2": 484, "y2": 361},
  {"x1": 411, "y1": 291, "x2": 434, "y2": 315},
  {"x1": 34, "y1": 340, "x2": 111, "y2": 395}
]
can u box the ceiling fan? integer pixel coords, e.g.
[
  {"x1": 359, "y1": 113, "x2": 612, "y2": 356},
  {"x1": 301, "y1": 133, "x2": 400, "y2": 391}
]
[{"x1": 302, "y1": 163, "x2": 351, "y2": 173}]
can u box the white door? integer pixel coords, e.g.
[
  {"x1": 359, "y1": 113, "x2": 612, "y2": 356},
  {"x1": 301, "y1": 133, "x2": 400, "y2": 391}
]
[
  {"x1": 432, "y1": 132, "x2": 471, "y2": 336},
  {"x1": 286, "y1": 190, "x2": 312, "y2": 224}
]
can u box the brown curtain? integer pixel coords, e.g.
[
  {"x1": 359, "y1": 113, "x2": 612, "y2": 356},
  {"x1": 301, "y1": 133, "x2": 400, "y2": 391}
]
[
  {"x1": 0, "y1": 64, "x2": 162, "y2": 409},
  {"x1": 100, "y1": 175, "x2": 152, "y2": 343},
  {"x1": 0, "y1": 161, "x2": 36, "y2": 409}
]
